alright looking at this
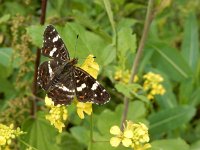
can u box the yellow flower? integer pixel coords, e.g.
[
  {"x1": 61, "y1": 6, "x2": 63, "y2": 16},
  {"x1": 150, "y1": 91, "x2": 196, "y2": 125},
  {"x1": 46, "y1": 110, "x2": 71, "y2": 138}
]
[
  {"x1": 114, "y1": 69, "x2": 138, "y2": 84},
  {"x1": 110, "y1": 121, "x2": 151, "y2": 150},
  {"x1": 76, "y1": 102, "x2": 92, "y2": 119},
  {"x1": 143, "y1": 72, "x2": 166, "y2": 100},
  {"x1": 110, "y1": 122, "x2": 134, "y2": 148},
  {"x1": 80, "y1": 54, "x2": 99, "y2": 79},
  {"x1": 0, "y1": 124, "x2": 24, "y2": 148},
  {"x1": 45, "y1": 96, "x2": 68, "y2": 133}
]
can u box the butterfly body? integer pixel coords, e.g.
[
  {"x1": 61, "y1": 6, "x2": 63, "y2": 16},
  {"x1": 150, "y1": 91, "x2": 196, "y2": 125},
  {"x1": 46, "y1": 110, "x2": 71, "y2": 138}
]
[{"x1": 37, "y1": 25, "x2": 110, "y2": 105}]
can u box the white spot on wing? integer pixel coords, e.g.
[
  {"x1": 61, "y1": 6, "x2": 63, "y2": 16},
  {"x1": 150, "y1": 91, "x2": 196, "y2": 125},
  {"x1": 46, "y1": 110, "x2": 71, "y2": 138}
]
[
  {"x1": 91, "y1": 81, "x2": 99, "y2": 91},
  {"x1": 50, "y1": 47, "x2": 57, "y2": 56},
  {"x1": 48, "y1": 61, "x2": 53, "y2": 77},
  {"x1": 53, "y1": 35, "x2": 59, "y2": 42},
  {"x1": 77, "y1": 83, "x2": 86, "y2": 91}
]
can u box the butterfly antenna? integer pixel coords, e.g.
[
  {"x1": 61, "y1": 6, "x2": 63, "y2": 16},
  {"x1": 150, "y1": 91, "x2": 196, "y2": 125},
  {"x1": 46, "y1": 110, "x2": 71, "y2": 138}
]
[{"x1": 74, "y1": 34, "x2": 79, "y2": 58}]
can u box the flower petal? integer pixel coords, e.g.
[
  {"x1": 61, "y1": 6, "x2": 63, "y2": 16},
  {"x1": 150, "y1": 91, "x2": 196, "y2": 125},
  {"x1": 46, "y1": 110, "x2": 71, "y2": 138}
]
[
  {"x1": 110, "y1": 137, "x2": 121, "y2": 147},
  {"x1": 122, "y1": 138, "x2": 132, "y2": 147},
  {"x1": 110, "y1": 126, "x2": 121, "y2": 135}
]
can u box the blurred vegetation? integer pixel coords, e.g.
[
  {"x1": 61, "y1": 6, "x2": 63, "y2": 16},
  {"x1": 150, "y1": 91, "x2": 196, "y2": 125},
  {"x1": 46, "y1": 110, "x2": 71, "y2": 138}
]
[{"x1": 0, "y1": 0, "x2": 200, "y2": 149}]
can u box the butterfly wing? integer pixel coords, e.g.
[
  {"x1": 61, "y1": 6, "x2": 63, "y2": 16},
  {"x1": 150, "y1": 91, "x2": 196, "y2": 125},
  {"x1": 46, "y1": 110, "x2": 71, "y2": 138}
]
[
  {"x1": 37, "y1": 60, "x2": 60, "y2": 91},
  {"x1": 47, "y1": 71, "x2": 75, "y2": 105},
  {"x1": 42, "y1": 25, "x2": 70, "y2": 62},
  {"x1": 74, "y1": 67, "x2": 110, "y2": 105}
]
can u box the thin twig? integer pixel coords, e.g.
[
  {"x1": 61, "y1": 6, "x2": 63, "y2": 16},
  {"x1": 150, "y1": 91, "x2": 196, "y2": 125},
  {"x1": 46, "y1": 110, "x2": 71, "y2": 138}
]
[
  {"x1": 120, "y1": 0, "x2": 155, "y2": 129},
  {"x1": 31, "y1": 0, "x2": 47, "y2": 116}
]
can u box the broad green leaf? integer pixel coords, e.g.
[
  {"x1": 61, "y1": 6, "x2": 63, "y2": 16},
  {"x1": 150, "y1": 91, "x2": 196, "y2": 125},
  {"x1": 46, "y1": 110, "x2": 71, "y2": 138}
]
[
  {"x1": 181, "y1": 12, "x2": 199, "y2": 71},
  {"x1": 56, "y1": 132, "x2": 85, "y2": 150},
  {"x1": 151, "y1": 138, "x2": 190, "y2": 150},
  {"x1": 26, "y1": 25, "x2": 44, "y2": 47},
  {"x1": 21, "y1": 114, "x2": 59, "y2": 150},
  {"x1": 149, "y1": 106, "x2": 196, "y2": 135},
  {"x1": 100, "y1": 44, "x2": 116, "y2": 66},
  {"x1": 150, "y1": 43, "x2": 192, "y2": 81},
  {"x1": 70, "y1": 126, "x2": 90, "y2": 146}
]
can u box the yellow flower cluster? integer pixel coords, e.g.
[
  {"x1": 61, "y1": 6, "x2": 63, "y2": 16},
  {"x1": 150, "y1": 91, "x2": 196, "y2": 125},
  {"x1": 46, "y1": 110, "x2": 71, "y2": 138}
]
[
  {"x1": 110, "y1": 121, "x2": 151, "y2": 150},
  {"x1": 114, "y1": 69, "x2": 138, "y2": 84},
  {"x1": 143, "y1": 72, "x2": 165, "y2": 100},
  {"x1": 45, "y1": 96, "x2": 68, "y2": 133},
  {"x1": 0, "y1": 124, "x2": 24, "y2": 148}
]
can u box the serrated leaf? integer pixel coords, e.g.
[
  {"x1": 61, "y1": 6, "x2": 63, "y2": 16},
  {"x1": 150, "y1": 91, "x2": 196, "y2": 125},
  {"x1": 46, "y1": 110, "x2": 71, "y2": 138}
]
[{"x1": 149, "y1": 106, "x2": 196, "y2": 135}]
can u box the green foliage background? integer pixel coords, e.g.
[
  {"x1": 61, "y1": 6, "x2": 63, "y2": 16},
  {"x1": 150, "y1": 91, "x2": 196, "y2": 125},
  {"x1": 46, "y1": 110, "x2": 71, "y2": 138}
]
[{"x1": 0, "y1": 0, "x2": 200, "y2": 149}]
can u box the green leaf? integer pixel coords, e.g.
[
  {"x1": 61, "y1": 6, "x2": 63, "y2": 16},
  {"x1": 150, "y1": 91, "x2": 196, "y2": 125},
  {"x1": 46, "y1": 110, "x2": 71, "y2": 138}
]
[
  {"x1": 150, "y1": 43, "x2": 192, "y2": 81},
  {"x1": 151, "y1": 138, "x2": 190, "y2": 150},
  {"x1": 21, "y1": 114, "x2": 59, "y2": 150},
  {"x1": 0, "y1": 14, "x2": 10, "y2": 24},
  {"x1": 103, "y1": 0, "x2": 116, "y2": 35},
  {"x1": 100, "y1": 44, "x2": 116, "y2": 66},
  {"x1": 70, "y1": 126, "x2": 90, "y2": 146},
  {"x1": 115, "y1": 82, "x2": 143, "y2": 98},
  {"x1": 26, "y1": 25, "x2": 44, "y2": 47},
  {"x1": 181, "y1": 12, "x2": 199, "y2": 71},
  {"x1": 56, "y1": 132, "x2": 85, "y2": 150},
  {"x1": 118, "y1": 28, "x2": 136, "y2": 55},
  {"x1": 189, "y1": 87, "x2": 200, "y2": 106},
  {"x1": 191, "y1": 140, "x2": 200, "y2": 150},
  {"x1": 115, "y1": 83, "x2": 132, "y2": 98},
  {"x1": 149, "y1": 106, "x2": 196, "y2": 135}
]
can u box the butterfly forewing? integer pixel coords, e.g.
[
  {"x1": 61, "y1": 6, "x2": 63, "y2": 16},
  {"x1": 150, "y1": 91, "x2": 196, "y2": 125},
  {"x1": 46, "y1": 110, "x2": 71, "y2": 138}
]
[
  {"x1": 38, "y1": 25, "x2": 111, "y2": 105},
  {"x1": 42, "y1": 25, "x2": 70, "y2": 62},
  {"x1": 74, "y1": 67, "x2": 110, "y2": 104},
  {"x1": 37, "y1": 60, "x2": 60, "y2": 90}
]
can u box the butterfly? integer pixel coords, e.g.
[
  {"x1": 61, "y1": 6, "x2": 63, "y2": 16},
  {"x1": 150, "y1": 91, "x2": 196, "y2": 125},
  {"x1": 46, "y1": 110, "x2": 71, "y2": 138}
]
[{"x1": 37, "y1": 25, "x2": 110, "y2": 105}]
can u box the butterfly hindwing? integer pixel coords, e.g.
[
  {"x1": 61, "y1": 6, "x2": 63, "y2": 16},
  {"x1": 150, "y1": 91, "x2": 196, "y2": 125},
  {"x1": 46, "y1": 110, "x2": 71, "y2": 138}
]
[
  {"x1": 74, "y1": 67, "x2": 110, "y2": 105},
  {"x1": 42, "y1": 25, "x2": 70, "y2": 62}
]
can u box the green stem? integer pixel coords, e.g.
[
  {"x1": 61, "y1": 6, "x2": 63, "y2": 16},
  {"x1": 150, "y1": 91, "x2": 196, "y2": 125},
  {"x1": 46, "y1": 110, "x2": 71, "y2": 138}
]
[
  {"x1": 120, "y1": 0, "x2": 155, "y2": 130},
  {"x1": 88, "y1": 112, "x2": 93, "y2": 150}
]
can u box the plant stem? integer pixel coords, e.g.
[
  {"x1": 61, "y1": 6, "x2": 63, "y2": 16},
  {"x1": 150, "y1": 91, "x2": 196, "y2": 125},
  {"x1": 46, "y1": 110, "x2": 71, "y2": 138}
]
[
  {"x1": 88, "y1": 112, "x2": 93, "y2": 150},
  {"x1": 120, "y1": 0, "x2": 155, "y2": 129},
  {"x1": 31, "y1": 0, "x2": 47, "y2": 117}
]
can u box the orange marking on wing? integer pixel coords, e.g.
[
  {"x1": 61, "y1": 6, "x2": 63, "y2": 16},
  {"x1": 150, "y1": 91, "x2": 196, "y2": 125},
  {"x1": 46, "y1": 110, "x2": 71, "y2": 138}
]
[{"x1": 79, "y1": 96, "x2": 84, "y2": 99}]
